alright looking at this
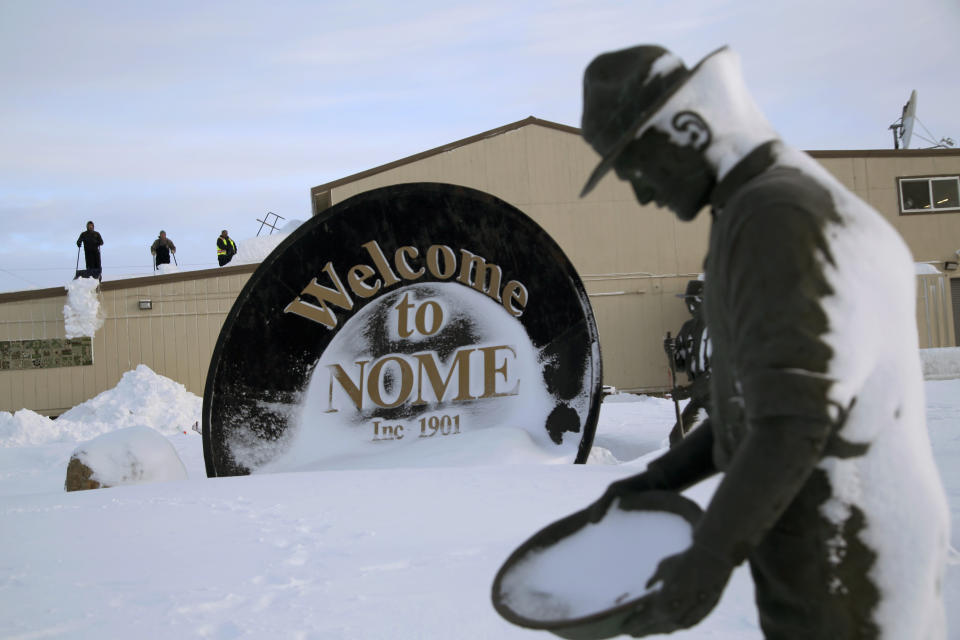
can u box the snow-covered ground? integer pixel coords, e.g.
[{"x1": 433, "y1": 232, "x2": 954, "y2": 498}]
[{"x1": 1, "y1": 360, "x2": 958, "y2": 638}]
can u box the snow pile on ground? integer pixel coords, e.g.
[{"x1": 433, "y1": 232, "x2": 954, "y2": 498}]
[
  {"x1": 0, "y1": 364, "x2": 201, "y2": 447},
  {"x1": 921, "y1": 347, "x2": 960, "y2": 380},
  {"x1": 63, "y1": 276, "x2": 103, "y2": 338},
  {"x1": 0, "y1": 408, "x2": 55, "y2": 447},
  {"x1": 68, "y1": 426, "x2": 187, "y2": 489},
  {"x1": 232, "y1": 219, "x2": 304, "y2": 265}
]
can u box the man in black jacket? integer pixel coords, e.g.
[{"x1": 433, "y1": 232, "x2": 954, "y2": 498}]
[
  {"x1": 151, "y1": 230, "x2": 176, "y2": 268},
  {"x1": 579, "y1": 45, "x2": 948, "y2": 639},
  {"x1": 76, "y1": 221, "x2": 103, "y2": 276}
]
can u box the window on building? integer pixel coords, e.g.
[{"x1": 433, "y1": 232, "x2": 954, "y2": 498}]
[{"x1": 899, "y1": 176, "x2": 960, "y2": 214}]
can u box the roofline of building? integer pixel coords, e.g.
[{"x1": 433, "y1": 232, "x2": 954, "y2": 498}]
[
  {"x1": 310, "y1": 116, "x2": 580, "y2": 197},
  {"x1": 807, "y1": 148, "x2": 960, "y2": 158},
  {"x1": 0, "y1": 262, "x2": 259, "y2": 304},
  {"x1": 310, "y1": 116, "x2": 960, "y2": 199}
]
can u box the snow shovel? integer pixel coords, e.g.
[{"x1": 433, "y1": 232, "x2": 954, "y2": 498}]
[
  {"x1": 664, "y1": 332, "x2": 685, "y2": 439},
  {"x1": 73, "y1": 246, "x2": 100, "y2": 280}
]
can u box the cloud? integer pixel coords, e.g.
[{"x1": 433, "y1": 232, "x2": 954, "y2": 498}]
[{"x1": 0, "y1": 0, "x2": 957, "y2": 293}]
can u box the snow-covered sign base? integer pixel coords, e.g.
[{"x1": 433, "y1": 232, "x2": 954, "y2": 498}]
[
  {"x1": 203, "y1": 184, "x2": 602, "y2": 477},
  {"x1": 493, "y1": 491, "x2": 702, "y2": 639}
]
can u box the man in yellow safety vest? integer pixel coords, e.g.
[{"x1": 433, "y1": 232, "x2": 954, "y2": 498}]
[{"x1": 216, "y1": 229, "x2": 237, "y2": 266}]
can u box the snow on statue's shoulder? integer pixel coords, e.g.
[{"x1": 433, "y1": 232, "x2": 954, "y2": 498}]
[
  {"x1": 63, "y1": 277, "x2": 104, "y2": 338},
  {"x1": 64, "y1": 426, "x2": 187, "y2": 491}
]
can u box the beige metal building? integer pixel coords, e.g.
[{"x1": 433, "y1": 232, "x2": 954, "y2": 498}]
[
  {"x1": 0, "y1": 267, "x2": 256, "y2": 416},
  {"x1": 2, "y1": 117, "x2": 959, "y2": 415}
]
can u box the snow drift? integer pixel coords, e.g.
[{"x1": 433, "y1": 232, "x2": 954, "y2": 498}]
[{"x1": 0, "y1": 364, "x2": 201, "y2": 447}]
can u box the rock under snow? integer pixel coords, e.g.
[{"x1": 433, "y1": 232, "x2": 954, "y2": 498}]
[
  {"x1": 64, "y1": 426, "x2": 187, "y2": 492},
  {"x1": 63, "y1": 277, "x2": 104, "y2": 338}
]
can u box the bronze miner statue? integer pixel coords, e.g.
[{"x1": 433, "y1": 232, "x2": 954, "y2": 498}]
[
  {"x1": 663, "y1": 279, "x2": 710, "y2": 446},
  {"x1": 581, "y1": 45, "x2": 949, "y2": 638}
]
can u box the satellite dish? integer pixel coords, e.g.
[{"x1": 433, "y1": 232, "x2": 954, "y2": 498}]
[{"x1": 900, "y1": 90, "x2": 918, "y2": 149}]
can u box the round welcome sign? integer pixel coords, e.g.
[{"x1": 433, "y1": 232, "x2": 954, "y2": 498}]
[{"x1": 202, "y1": 183, "x2": 602, "y2": 477}]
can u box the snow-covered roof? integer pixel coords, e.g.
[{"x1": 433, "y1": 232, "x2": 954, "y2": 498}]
[
  {"x1": 0, "y1": 220, "x2": 309, "y2": 305},
  {"x1": 915, "y1": 262, "x2": 943, "y2": 275}
]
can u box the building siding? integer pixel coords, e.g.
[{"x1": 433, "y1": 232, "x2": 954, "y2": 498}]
[{"x1": 0, "y1": 267, "x2": 255, "y2": 415}]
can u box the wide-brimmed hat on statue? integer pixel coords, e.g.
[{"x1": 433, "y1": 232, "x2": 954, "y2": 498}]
[{"x1": 580, "y1": 45, "x2": 726, "y2": 197}]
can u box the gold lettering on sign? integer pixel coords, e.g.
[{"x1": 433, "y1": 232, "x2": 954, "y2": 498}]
[
  {"x1": 372, "y1": 415, "x2": 462, "y2": 442},
  {"x1": 372, "y1": 421, "x2": 405, "y2": 441},
  {"x1": 324, "y1": 345, "x2": 518, "y2": 412},
  {"x1": 415, "y1": 300, "x2": 442, "y2": 336},
  {"x1": 347, "y1": 263, "x2": 380, "y2": 298},
  {"x1": 419, "y1": 414, "x2": 461, "y2": 437},
  {"x1": 361, "y1": 240, "x2": 401, "y2": 288},
  {"x1": 501, "y1": 280, "x2": 528, "y2": 318},
  {"x1": 395, "y1": 293, "x2": 416, "y2": 339},
  {"x1": 367, "y1": 356, "x2": 415, "y2": 409},
  {"x1": 426, "y1": 245, "x2": 457, "y2": 280},
  {"x1": 326, "y1": 360, "x2": 368, "y2": 413},
  {"x1": 286, "y1": 241, "x2": 530, "y2": 330},
  {"x1": 413, "y1": 350, "x2": 474, "y2": 405},
  {"x1": 457, "y1": 249, "x2": 503, "y2": 303},
  {"x1": 284, "y1": 262, "x2": 354, "y2": 329},
  {"x1": 479, "y1": 345, "x2": 520, "y2": 398},
  {"x1": 395, "y1": 246, "x2": 425, "y2": 280}
]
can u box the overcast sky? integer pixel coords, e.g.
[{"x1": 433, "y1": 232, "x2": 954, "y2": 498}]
[{"x1": 1, "y1": 0, "x2": 957, "y2": 293}]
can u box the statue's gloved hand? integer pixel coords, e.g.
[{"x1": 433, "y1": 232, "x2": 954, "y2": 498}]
[
  {"x1": 585, "y1": 470, "x2": 664, "y2": 523},
  {"x1": 587, "y1": 422, "x2": 717, "y2": 524},
  {"x1": 621, "y1": 542, "x2": 733, "y2": 637}
]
